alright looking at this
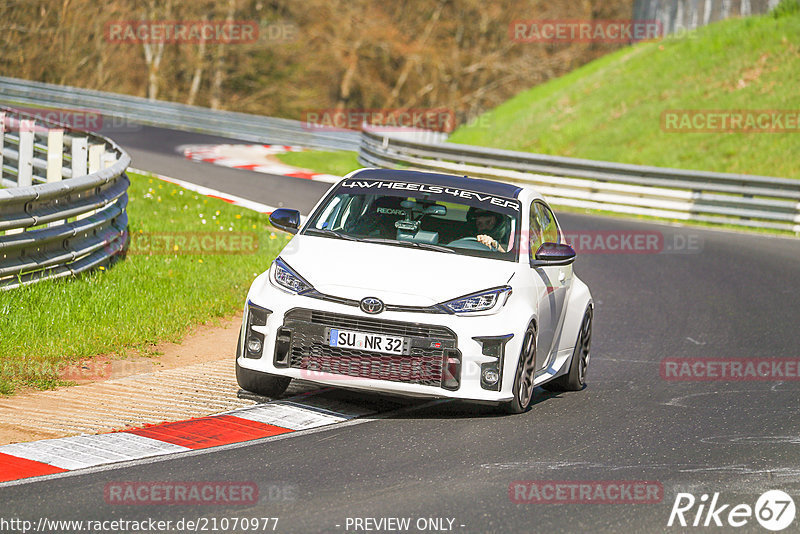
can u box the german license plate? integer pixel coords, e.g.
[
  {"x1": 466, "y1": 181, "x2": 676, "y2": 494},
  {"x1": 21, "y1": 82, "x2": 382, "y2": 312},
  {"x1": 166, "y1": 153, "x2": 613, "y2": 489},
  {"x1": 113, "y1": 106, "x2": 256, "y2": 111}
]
[{"x1": 328, "y1": 328, "x2": 406, "y2": 355}]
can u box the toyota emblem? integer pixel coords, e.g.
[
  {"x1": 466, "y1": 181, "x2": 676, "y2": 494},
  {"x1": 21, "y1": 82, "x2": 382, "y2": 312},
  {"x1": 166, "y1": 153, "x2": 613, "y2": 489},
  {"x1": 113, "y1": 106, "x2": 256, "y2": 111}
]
[{"x1": 360, "y1": 297, "x2": 384, "y2": 315}]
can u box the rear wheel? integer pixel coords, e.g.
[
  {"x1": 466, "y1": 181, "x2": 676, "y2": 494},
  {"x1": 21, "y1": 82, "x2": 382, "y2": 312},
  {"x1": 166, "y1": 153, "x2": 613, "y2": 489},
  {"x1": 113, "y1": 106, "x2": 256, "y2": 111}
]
[
  {"x1": 502, "y1": 324, "x2": 537, "y2": 414},
  {"x1": 235, "y1": 328, "x2": 291, "y2": 398},
  {"x1": 542, "y1": 306, "x2": 592, "y2": 392}
]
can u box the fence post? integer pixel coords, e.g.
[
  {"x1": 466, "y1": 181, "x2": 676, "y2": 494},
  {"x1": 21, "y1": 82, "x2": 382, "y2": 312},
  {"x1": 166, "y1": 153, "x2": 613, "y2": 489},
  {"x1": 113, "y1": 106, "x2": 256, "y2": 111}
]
[
  {"x1": 102, "y1": 150, "x2": 116, "y2": 169},
  {"x1": 71, "y1": 136, "x2": 88, "y2": 178},
  {"x1": 740, "y1": 0, "x2": 751, "y2": 16},
  {"x1": 795, "y1": 202, "x2": 800, "y2": 236},
  {"x1": 78, "y1": 143, "x2": 105, "y2": 220},
  {"x1": 88, "y1": 144, "x2": 103, "y2": 173},
  {"x1": 47, "y1": 129, "x2": 64, "y2": 228},
  {"x1": 47, "y1": 128, "x2": 64, "y2": 183},
  {"x1": 0, "y1": 112, "x2": 4, "y2": 180},
  {"x1": 18, "y1": 119, "x2": 35, "y2": 188}
]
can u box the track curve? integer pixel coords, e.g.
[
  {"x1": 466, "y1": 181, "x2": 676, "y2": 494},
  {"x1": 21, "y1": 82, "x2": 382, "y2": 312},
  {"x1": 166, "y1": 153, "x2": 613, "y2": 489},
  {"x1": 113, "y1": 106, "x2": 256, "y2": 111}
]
[{"x1": 2, "y1": 124, "x2": 799, "y2": 533}]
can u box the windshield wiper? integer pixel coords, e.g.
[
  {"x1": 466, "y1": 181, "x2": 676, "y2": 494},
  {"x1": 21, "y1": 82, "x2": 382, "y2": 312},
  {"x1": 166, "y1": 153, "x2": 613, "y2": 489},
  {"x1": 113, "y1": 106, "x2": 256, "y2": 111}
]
[
  {"x1": 361, "y1": 237, "x2": 455, "y2": 254},
  {"x1": 306, "y1": 228, "x2": 362, "y2": 241}
]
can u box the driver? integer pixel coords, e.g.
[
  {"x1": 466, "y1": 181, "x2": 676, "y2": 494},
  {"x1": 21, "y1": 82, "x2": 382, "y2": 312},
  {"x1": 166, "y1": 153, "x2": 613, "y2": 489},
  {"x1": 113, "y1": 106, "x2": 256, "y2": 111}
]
[{"x1": 468, "y1": 208, "x2": 507, "y2": 252}]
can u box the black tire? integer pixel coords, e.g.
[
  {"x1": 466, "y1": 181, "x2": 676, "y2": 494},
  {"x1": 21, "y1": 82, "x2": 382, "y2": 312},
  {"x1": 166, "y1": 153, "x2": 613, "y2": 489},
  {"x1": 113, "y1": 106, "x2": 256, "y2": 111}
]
[
  {"x1": 502, "y1": 323, "x2": 537, "y2": 414},
  {"x1": 235, "y1": 328, "x2": 291, "y2": 398},
  {"x1": 542, "y1": 306, "x2": 592, "y2": 392}
]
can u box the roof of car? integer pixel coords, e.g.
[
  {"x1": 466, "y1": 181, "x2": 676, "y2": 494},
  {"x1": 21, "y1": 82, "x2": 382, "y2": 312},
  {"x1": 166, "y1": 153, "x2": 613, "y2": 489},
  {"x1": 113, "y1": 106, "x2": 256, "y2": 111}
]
[{"x1": 347, "y1": 168, "x2": 523, "y2": 199}]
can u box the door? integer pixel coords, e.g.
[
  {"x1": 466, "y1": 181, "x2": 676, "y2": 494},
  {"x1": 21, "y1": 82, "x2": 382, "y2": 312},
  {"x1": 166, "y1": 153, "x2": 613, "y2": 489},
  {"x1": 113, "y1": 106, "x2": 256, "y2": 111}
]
[{"x1": 528, "y1": 201, "x2": 573, "y2": 371}]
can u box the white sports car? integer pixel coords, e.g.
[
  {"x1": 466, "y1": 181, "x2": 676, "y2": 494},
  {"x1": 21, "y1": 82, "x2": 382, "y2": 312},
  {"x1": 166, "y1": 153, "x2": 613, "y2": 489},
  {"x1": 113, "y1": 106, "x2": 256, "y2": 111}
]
[{"x1": 237, "y1": 169, "x2": 593, "y2": 413}]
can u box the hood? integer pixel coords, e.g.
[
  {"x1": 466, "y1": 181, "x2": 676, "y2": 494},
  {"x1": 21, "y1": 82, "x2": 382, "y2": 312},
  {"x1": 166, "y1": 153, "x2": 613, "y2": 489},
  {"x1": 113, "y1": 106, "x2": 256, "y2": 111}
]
[{"x1": 278, "y1": 235, "x2": 516, "y2": 306}]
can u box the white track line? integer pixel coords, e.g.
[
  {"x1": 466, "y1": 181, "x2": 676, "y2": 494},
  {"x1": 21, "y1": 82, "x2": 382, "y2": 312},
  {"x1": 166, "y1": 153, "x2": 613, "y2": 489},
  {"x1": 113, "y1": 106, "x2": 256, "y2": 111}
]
[{"x1": 129, "y1": 167, "x2": 280, "y2": 213}]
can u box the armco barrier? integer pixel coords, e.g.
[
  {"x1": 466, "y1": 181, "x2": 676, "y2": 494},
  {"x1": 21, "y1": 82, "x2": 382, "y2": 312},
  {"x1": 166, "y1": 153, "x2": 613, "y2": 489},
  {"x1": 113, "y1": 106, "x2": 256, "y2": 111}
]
[
  {"x1": 0, "y1": 76, "x2": 360, "y2": 151},
  {"x1": 4, "y1": 77, "x2": 797, "y2": 234},
  {"x1": 0, "y1": 106, "x2": 130, "y2": 289},
  {"x1": 358, "y1": 129, "x2": 800, "y2": 233}
]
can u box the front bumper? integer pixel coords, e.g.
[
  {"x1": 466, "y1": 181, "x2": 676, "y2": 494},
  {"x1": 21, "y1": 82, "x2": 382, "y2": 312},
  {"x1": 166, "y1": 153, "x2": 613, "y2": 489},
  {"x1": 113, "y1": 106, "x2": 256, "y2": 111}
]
[{"x1": 237, "y1": 275, "x2": 528, "y2": 403}]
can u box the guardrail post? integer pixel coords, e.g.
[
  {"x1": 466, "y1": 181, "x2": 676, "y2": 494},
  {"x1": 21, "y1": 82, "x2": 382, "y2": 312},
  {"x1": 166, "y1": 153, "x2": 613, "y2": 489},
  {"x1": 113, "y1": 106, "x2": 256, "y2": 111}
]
[
  {"x1": 18, "y1": 119, "x2": 35, "y2": 187},
  {"x1": 78, "y1": 143, "x2": 105, "y2": 220},
  {"x1": 102, "y1": 151, "x2": 116, "y2": 169},
  {"x1": 47, "y1": 128, "x2": 64, "y2": 183},
  {"x1": 0, "y1": 112, "x2": 4, "y2": 179},
  {"x1": 795, "y1": 202, "x2": 800, "y2": 236},
  {"x1": 47, "y1": 128, "x2": 64, "y2": 228},
  {"x1": 71, "y1": 136, "x2": 88, "y2": 178},
  {"x1": 88, "y1": 144, "x2": 103, "y2": 173}
]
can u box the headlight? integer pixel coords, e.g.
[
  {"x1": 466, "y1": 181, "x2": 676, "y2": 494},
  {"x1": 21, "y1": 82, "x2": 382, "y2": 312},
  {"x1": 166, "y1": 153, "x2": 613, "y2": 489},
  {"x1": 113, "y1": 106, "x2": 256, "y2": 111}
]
[
  {"x1": 270, "y1": 257, "x2": 314, "y2": 294},
  {"x1": 439, "y1": 286, "x2": 512, "y2": 315}
]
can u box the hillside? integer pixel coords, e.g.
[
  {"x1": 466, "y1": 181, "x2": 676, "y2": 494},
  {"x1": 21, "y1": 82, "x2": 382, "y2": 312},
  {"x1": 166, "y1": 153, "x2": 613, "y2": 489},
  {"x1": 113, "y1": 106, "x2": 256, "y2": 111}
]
[
  {"x1": 0, "y1": 0, "x2": 630, "y2": 124},
  {"x1": 448, "y1": 4, "x2": 800, "y2": 179}
]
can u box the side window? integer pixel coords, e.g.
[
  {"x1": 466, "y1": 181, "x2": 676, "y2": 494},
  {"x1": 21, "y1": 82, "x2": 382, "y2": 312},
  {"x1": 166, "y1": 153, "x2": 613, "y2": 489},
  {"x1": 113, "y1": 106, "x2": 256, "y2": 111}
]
[
  {"x1": 529, "y1": 201, "x2": 544, "y2": 259},
  {"x1": 536, "y1": 202, "x2": 560, "y2": 245},
  {"x1": 314, "y1": 196, "x2": 342, "y2": 229}
]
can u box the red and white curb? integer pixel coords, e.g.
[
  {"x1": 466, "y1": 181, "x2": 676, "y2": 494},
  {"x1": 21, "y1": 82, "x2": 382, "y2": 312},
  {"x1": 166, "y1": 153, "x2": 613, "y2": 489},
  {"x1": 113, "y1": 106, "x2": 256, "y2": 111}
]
[
  {"x1": 0, "y1": 395, "x2": 373, "y2": 484},
  {"x1": 179, "y1": 144, "x2": 340, "y2": 183},
  {"x1": 129, "y1": 167, "x2": 280, "y2": 214}
]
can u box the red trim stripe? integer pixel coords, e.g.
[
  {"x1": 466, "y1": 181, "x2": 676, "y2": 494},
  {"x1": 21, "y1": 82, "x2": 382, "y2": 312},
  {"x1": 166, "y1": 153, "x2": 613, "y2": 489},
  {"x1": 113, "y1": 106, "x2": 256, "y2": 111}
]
[
  {"x1": 285, "y1": 172, "x2": 316, "y2": 180},
  {"x1": 126, "y1": 415, "x2": 292, "y2": 449},
  {"x1": 206, "y1": 195, "x2": 235, "y2": 204},
  {"x1": 0, "y1": 452, "x2": 67, "y2": 482}
]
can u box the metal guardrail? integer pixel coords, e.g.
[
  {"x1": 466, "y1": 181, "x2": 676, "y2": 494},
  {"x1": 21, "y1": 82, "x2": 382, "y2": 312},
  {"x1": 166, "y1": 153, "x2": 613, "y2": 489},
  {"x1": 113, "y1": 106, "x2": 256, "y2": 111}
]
[
  {"x1": 0, "y1": 106, "x2": 130, "y2": 289},
  {"x1": 4, "y1": 76, "x2": 797, "y2": 234},
  {"x1": 358, "y1": 129, "x2": 800, "y2": 233},
  {"x1": 0, "y1": 76, "x2": 361, "y2": 152}
]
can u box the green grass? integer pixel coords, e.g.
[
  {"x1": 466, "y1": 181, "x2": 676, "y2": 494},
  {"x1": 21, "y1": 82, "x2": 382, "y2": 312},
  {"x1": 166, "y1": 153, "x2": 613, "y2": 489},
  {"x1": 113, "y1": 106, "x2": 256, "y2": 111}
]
[
  {"x1": 449, "y1": 7, "x2": 800, "y2": 179},
  {"x1": 0, "y1": 171, "x2": 289, "y2": 395},
  {"x1": 274, "y1": 149, "x2": 361, "y2": 177}
]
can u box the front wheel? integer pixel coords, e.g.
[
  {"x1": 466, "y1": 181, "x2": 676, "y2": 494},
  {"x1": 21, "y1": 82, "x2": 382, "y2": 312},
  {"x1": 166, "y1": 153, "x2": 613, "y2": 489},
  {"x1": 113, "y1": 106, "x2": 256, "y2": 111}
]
[
  {"x1": 502, "y1": 323, "x2": 537, "y2": 414},
  {"x1": 542, "y1": 306, "x2": 592, "y2": 392}
]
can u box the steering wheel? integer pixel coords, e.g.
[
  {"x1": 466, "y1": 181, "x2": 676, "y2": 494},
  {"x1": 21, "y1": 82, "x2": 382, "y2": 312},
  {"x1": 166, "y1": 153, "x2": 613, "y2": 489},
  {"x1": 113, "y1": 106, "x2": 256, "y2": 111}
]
[{"x1": 446, "y1": 237, "x2": 493, "y2": 250}]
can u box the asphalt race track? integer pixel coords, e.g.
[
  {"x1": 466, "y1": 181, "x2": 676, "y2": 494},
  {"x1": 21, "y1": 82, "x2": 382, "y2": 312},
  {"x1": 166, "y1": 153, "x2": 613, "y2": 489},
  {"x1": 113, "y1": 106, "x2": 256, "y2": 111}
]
[
  {"x1": 109, "y1": 124, "x2": 331, "y2": 213},
  {"x1": 2, "y1": 125, "x2": 799, "y2": 533}
]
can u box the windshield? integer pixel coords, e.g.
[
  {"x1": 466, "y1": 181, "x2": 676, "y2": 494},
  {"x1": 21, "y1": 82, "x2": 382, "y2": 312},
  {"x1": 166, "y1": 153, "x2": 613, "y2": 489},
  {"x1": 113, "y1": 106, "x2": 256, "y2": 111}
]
[{"x1": 304, "y1": 179, "x2": 521, "y2": 261}]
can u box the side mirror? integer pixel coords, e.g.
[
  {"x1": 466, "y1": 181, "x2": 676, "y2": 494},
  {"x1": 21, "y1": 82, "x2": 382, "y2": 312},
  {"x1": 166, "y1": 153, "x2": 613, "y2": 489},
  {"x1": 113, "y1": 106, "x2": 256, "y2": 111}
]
[
  {"x1": 531, "y1": 242, "x2": 576, "y2": 267},
  {"x1": 269, "y1": 208, "x2": 301, "y2": 234}
]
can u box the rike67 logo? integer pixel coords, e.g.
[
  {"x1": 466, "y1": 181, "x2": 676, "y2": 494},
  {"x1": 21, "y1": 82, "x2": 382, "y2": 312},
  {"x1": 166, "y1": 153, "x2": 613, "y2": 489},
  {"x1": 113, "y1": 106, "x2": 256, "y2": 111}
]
[{"x1": 668, "y1": 490, "x2": 796, "y2": 531}]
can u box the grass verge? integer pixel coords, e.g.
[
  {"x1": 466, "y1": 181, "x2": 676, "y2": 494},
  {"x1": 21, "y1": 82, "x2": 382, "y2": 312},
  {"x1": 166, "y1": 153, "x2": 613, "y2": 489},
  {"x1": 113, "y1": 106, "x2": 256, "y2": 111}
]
[
  {"x1": 0, "y1": 171, "x2": 288, "y2": 395},
  {"x1": 274, "y1": 149, "x2": 360, "y2": 177},
  {"x1": 449, "y1": 6, "x2": 800, "y2": 179}
]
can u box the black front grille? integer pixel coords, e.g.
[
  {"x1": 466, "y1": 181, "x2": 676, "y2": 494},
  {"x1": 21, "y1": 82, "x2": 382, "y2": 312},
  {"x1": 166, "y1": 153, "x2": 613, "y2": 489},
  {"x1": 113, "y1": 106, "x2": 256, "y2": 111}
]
[
  {"x1": 279, "y1": 308, "x2": 460, "y2": 389},
  {"x1": 288, "y1": 309, "x2": 454, "y2": 339}
]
